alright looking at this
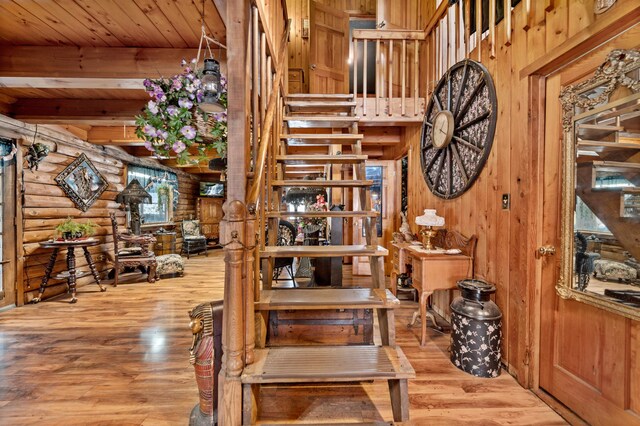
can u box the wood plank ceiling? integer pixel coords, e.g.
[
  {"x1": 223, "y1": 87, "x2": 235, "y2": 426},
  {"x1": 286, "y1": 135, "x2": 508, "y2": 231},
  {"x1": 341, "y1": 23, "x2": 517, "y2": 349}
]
[{"x1": 0, "y1": 0, "x2": 226, "y2": 177}]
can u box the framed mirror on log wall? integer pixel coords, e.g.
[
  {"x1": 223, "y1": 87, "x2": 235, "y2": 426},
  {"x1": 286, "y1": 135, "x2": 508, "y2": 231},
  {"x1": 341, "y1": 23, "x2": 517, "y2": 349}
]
[{"x1": 558, "y1": 49, "x2": 640, "y2": 320}]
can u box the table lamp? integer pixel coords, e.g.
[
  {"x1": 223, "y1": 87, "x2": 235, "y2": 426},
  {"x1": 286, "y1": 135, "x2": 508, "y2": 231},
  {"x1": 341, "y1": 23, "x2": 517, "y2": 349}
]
[
  {"x1": 116, "y1": 179, "x2": 152, "y2": 235},
  {"x1": 415, "y1": 209, "x2": 445, "y2": 251}
]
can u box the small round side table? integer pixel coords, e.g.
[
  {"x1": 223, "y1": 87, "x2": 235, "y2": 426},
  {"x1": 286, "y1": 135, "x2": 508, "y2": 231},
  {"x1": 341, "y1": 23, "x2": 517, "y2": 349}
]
[{"x1": 32, "y1": 238, "x2": 106, "y2": 304}]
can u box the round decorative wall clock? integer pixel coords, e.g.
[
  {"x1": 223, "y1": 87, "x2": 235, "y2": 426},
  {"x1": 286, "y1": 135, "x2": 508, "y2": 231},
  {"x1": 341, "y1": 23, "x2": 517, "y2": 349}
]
[{"x1": 420, "y1": 59, "x2": 497, "y2": 199}]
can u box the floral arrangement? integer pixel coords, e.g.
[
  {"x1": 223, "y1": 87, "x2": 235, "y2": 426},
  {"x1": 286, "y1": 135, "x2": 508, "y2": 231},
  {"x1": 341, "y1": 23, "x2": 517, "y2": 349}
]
[
  {"x1": 298, "y1": 194, "x2": 328, "y2": 233},
  {"x1": 135, "y1": 59, "x2": 227, "y2": 164}
]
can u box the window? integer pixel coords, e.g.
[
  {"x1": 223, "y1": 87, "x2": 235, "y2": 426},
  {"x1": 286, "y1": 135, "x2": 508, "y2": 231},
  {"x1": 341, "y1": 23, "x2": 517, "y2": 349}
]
[{"x1": 126, "y1": 165, "x2": 178, "y2": 225}]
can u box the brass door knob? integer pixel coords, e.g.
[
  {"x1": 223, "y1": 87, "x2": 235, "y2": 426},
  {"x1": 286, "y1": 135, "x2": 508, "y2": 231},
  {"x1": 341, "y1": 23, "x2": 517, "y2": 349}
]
[
  {"x1": 310, "y1": 64, "x2": 317, "y2": 70},
  {"x1": 538, "y1": 245, "x2": 556, "y2": 257}
]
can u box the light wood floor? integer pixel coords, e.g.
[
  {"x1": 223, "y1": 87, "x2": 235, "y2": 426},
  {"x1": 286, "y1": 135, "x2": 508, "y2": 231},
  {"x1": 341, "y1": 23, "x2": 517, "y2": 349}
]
[{"x1": 0, "y1": 251, "x2": 566, "y2": 425}]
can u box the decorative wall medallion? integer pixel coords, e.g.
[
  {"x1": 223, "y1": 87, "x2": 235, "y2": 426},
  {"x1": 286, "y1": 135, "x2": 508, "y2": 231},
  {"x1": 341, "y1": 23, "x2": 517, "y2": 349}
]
[
  {"x1": 420, "y1": 59, "x2": 497, "y2": 199},
  {"x1": 594, "y1": 0, "x2": 617, "y2": 14},
  {"x1": 55, "y1": 153, "x2": 108, "y2": 212}
]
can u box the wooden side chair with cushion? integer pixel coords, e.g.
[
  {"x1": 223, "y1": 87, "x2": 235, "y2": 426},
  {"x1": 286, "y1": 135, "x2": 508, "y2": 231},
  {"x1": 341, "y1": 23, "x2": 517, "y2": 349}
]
[
  {"x1": 181, "y1": 219, "x2": 208, "y2": 259},
  {"x1": 109, "y1": 213, "x2": 158, "y2": 286}
]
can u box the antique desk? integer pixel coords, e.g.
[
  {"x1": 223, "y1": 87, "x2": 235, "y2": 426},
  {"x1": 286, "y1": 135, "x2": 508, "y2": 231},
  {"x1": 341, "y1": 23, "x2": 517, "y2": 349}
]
[
  {"x1": 33, "y1": 238, "x2": 105, "y2": 304},
  {"x1": 405, "y1": 245, "x2": 473, "y2": 346}
]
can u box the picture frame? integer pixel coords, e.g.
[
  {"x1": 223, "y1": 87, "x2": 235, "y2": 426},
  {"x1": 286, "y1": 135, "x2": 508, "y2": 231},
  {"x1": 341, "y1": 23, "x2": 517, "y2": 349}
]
[{"x1": 55, "y1": 153, "x2": 108, "y2": 212}]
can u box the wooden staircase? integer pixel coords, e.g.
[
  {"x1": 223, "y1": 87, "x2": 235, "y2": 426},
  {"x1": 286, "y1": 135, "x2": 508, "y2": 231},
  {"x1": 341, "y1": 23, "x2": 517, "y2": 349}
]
[{"x1": 241, "y1": 93, "x2": 415, "y2": 424}]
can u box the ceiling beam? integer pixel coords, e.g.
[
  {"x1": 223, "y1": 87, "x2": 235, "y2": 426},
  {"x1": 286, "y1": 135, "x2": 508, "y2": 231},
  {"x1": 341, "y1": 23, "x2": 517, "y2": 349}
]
[
  {"x1": 0, "y1": 77, "x2": 144, "y2": 90},
  {"x1": 87, "y1": 126, "x2": 144, "y2": 145},
  {"x1": 12, "y1": 98, "x2": 145, "y2": 125},
  {"x1": 213, "y1": 0, "x2": 227, "y2": 27},
  {"x1": 0, "y1": 46, "x2": 226, "y2": 79}
]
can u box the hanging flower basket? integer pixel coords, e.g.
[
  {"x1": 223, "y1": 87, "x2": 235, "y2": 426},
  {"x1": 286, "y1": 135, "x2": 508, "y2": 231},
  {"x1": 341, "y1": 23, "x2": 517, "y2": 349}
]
[{"x1": 135, "y1": 59, "x2": 227, "y2": 164}]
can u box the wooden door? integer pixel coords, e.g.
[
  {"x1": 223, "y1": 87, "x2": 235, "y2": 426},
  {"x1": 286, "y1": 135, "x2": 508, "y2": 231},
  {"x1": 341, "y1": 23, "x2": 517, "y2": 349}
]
[
  {"x1": 197, "y1": 197, "x2": 224, "y2": 240},
  {"x1": 538, "y1": 59, "x2": 640, "y2": 425},
  {"x1": 353, "y1": 160, "x2": 398, "y2": 276},
  {"x1": 309, "y1": 0, "x2": 349, "y2": 94},
  {"x1": 0, "y1": 140, "x2": 16, "y2": 308}
]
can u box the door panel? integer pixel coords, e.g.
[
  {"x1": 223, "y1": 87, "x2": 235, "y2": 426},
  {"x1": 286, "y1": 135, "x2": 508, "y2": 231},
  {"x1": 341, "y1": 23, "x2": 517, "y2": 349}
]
[
  {"x1": 309, "y1": 1, "x2": 349, "y2": 93},
  {"x1": 539, "y1": 63, "x2": 640, "y2": 426}
]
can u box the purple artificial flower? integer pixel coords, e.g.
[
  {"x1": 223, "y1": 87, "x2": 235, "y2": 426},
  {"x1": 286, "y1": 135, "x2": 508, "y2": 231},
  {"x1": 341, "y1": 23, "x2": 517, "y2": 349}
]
[
  {"x1": 157, "y1": 130, "x2": 169, "y2": 140},
  {"x1": 142, "y1": 124, "x2": 156, "y2": 136},
  {"x1": 196, "y1": 91, "x2": 204, "y2": 103},
  {"x1": 186, "y1": 72, "x2": 195, "y2": 81},
  {"x1": 143, "y1": 78, "x2": 152, "y2": 88},
  {"x1": 172, "y1": 140, "x2": 187, "y2": 153},
  {"x1": 144, "y1": 140, "x2": 154, "y2": 151},
  {"x1": 147, "y1": 100, "x2": 159, "y2": 115},
  {"x1": 166, "y1": 105, "x2": 179, "y2": 117},
  {"x1": 190, "y1": 58, "x2": 197, "y2": 64},
  {"x1": 179, "y1": 98, "x2": 193, "y2": 109},
  {"x1": 154, "y1": 90, "x2": 166, "y2": 102},
  {"x1": 193, "y1": 78, "x2": 201, "y2": 88},
  {"x1": 171, "y1": 78, "x2": 183, "y2": 91},
  {"x1": 186, "y1": 84, "x2": 196, "y2": 93},
  {"x1": 180, "y1": 125, "x2": 196, "y2": 140},
  {"x1": 181, "y1": 59, "x2": 187, "y2": 67},
  {"x1": 188, "y1": 93, "x2": 195, "y2": 100}
]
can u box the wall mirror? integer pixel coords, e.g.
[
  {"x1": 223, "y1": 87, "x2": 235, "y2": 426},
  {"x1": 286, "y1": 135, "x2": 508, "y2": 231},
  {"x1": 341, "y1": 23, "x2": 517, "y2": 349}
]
[{"x1": 558, "y1": 49, "x2": 640, "y2": 320}]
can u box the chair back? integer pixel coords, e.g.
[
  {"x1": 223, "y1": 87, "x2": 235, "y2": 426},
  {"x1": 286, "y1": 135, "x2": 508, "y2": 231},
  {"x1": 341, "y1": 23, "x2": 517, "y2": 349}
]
[
  {"x1": 110, "y1": 212, "x2": 120, "y2": 259},
  {"x1": 182, "y1": 219, "x2": 202, "y2": 238},
  {"x1": 277, "y1": 220, "x2": 296, "y2": 246}
]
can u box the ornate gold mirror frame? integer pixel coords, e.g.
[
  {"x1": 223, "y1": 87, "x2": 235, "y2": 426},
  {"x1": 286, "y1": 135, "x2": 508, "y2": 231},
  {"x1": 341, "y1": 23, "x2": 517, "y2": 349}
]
[{"x1": 558, "y1": 49, "x2": 640, "y2": 321}]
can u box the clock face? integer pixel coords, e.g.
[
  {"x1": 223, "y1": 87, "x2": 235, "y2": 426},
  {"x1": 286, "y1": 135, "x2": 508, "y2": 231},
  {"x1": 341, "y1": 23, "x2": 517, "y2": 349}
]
[
  {"x1": 420, "y1": 59, "x2": 497, "y2": 199},
  {"x1": 431, "y1": 110, "x2": 454, "y2": 149}
]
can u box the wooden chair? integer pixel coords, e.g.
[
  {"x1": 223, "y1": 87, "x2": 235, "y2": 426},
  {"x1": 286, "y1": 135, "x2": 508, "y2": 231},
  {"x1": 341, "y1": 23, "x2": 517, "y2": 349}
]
[
  {"x1": 272, "y1": 220, "x2": 297, "y2": 286},
  {"x1": 432, "y1": 229, "x2": 477, "y2": 276},
  {"x1": 181, "y1": 219, "x2": 208, "y2": 259},
  {"x1": 109, "y1": 213, "x2": 157, "y2": 286}
]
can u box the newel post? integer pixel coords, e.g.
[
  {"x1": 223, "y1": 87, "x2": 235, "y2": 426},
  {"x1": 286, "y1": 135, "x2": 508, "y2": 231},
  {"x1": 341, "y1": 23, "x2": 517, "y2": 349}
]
[
  {"x1": 218, "y1": 201, "x2": 246, "y2": 425},
  {"x1": 218, "y1": 0, "x2": 251, "y2": 422}
]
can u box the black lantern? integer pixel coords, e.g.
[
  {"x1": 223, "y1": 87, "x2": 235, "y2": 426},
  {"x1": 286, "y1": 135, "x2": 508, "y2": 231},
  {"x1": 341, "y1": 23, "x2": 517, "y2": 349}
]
[
  {"x1": 116, "y1": 179, "x2": 152, "y2": 235},
  {"x1": 200, "y1": 58, "x2": 225, "y2": 113}
]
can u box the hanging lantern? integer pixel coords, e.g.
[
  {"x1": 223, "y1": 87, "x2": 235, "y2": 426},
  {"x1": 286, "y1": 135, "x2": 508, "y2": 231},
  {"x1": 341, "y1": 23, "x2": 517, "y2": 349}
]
[{"x1": 200, "y1": 58, "x2": 225, "y2": 113}]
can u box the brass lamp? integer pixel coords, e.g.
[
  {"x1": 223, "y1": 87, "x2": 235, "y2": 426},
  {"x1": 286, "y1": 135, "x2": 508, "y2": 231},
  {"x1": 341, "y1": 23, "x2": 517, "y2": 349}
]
[{"x1": 415, "y1": 209, "x2": 445, "y2": 251}]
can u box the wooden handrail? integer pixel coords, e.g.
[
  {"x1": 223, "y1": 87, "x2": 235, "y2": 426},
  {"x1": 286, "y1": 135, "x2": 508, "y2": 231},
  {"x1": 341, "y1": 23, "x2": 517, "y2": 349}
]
[
  {"x1": 247, "y1": 20, "x2": 290, "y2": 205},
  {"x1": 352, "y1": 29, "x2": 426, "y2": 41}
]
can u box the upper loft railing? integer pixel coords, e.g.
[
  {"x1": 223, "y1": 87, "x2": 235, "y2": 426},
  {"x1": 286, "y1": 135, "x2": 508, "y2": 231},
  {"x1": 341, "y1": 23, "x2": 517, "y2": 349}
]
[{"x1": 351, "y1": 29, "x2": 426, "y2": 123}]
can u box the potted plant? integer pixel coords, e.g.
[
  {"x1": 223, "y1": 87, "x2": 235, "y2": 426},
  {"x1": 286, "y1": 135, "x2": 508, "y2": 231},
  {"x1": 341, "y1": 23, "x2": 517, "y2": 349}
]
[
  {"x1": 135, "y1": 59, "x2": 228, "y2": 164},
  {"x1": 55, "y1": 218, "x2": 97, "y2": 240}
]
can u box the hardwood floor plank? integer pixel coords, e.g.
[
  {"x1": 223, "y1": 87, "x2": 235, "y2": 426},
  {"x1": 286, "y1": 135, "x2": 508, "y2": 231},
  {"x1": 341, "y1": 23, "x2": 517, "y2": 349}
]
[{"x1": 0, "y1": 251, "x2": 564, "y2": 424}]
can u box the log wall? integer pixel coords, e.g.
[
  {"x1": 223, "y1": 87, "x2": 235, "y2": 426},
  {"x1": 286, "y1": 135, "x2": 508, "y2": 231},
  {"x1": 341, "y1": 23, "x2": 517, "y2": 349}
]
[
  {"x1": 404, "y1": 0, "x2": 640, "y2": 385},
  {"x1": 0, "y1": 115, "x2": 200, "y2": 305}
]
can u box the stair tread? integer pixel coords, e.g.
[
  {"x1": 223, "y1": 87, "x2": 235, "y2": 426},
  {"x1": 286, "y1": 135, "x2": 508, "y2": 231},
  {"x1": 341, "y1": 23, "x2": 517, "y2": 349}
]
[
  {"x1": 276, "y1": 154, "x2": 367, "y2": 164},
  {"x1": 241, "y1": 345, "x2": 415, "y2": 383},
  {"x1": 260, "y1": 245, "x2": 388, "y2": 258},
  {"x1": 286, "y1": 101, "x2": 357, "y2": 107},
  {"x1": 285, "y1": 115, "x2": 360, "y2": 129},
  {"x1": 287, "y1": 93, "x2": 354, "y2": 100},
  {"x1": 266, "y1": 210, "x2": 379, "y2": 218},
  {"x1": 257, "y1": 288, "x2": 400, "y2": 310},
  {"x1": 272, "y1": 179, "x2": 372, "y2": 187},
  {"x1": 281, "y1": 133, "x2": 364, "y2": 145},
  {"x1": 591, "y1": 160, "x2": 640, "y2": 172}
]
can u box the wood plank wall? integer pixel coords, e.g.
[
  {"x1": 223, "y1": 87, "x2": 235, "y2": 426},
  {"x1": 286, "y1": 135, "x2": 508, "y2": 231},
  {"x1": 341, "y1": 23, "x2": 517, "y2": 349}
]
[
  {"x1": 0, "y1": 116, "x2": 200, "y2": 305},
  {"x1": 404, "y1": 0, "x2": 638, "y2": 384}
]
